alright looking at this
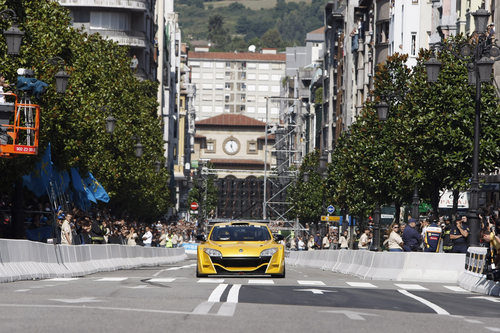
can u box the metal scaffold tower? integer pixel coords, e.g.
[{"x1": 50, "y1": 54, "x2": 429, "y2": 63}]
[{"x1": 263, "y1": 96, "x2": 305, "y2": 232}]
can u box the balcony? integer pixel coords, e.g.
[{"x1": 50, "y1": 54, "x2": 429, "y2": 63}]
[
  {"x1": 58, "y1": 0, "x2": 149, "y2": 11},
  {"x1": 89, "y1": 29, "x2": 148, "y2": 48}
]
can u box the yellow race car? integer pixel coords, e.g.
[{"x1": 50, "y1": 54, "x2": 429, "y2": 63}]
[{"x1": 196, "y1": 222, "x2": 286, "y2": 278}]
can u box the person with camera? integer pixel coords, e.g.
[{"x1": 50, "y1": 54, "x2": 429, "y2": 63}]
[
  {"x1": 450, "y1": 215, "x2": 470, "y2": 253},
  {"x1": 483, "y1": 216, "x2": 500, "y2": 266}
]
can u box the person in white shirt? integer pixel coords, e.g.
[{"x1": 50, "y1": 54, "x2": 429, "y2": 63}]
[
  {"x1": 142, "y1": 226, "x2": 153, "y2": 247},
  {"x1": 386, "y1": 223, "x2": 404, "y2": 251},
  {"x1": 339, "y1": 230, "x2": 349, "y2": 249},
  {"x1": 59, "y1": 214, "x2": 72, "y2": 245},
  {"x1": 297, "y1": 236, "x2": 305, "y2": 251},
  {"x1": 358, "y1": 228, "x2": 371, "y2": 250},
  {"x1": 322, "y1": 234, "x2": 330, "y2": 249}
]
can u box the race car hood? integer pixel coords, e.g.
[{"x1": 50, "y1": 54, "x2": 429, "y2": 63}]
[{"x1": 205, "y1": 240, "x2": 276, "y2": 257}]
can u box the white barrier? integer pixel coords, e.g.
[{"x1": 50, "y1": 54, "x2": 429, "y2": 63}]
[
  {"x1": 458, "y1": 247, "x2": 500, "y2": 296},
  {"x1": 0, "y1": 239, "x2": 187, "y2": 283},
  {"x1": 286, "y1": 249, "x2": 465, "y2": 283}
]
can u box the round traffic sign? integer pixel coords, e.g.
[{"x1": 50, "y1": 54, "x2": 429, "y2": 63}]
[
  {"x1": 327, "y1": 205, "x2": 335, "y2": 214},
  {"x1": 190, "y1": 202, "x2": 199, "y2": 210}
]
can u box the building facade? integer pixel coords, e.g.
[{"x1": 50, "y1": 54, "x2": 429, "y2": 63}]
[{"x1": 187, "y1": 51, "x2": 286, "y2": 122}]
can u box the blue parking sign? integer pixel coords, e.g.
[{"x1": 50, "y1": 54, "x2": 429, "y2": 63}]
[{"x1": 327, "y1": 205, "x2": 335, "y2": 214}]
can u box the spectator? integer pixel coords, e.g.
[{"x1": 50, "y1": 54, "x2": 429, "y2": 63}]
[
  {"x1": 172, "y1": 232, "x2": 179, "y2": 248},
  {"x1": 402, "y1": 218, "x2": 422, "y2": 251},
  {"x1": 142, "y1": 226, "x2": 153, "y2": 247},
  {"x1": 130, "y1": 55, "x2": 139, "y2": 73},
  {"x1": 59, "y1": 213, "x2": 72, "y2": 245},
  {"x1": 307, "y1": 235, "x2": 315, "y2": 250},
  {"x1": 450, "y1": 216, "x2": 469, "y2": 253},
  {"x1": 386, "y1": 223, "x2": 404, "y2": 252},
  {"x1": 423, "y1": 219, "x2": 442, "y2": 252},
  {"x1": 127, "y1": 227, "x2": 138, "y2": 246},
  {"x1": 339, "y1": 230, "x2": 349, "y2": 250},
  {"x1": 358, "y1": 228, "x2": 371, "y2": 250},
  {"x1": 90, "y1": 217, "x2": 105, "y2": 244},
  {"x1": 314, "y1": 232, "x2": 321, "y2": 249},
  {"x1": 297, "y1": 236, "x2": 305, "y2": 251},
  {"x1": 322, "y1": 233, "x2": 330, "y2": 250},
  {"x1": 290, "y1": 237, "x2": 297, "y2": 250},
  {"x1": 158, "y1": 229, "x2": 167, "y2": 247},
  {"x1": 441, "y1": 216, "x2": 453, "y2": 253}
]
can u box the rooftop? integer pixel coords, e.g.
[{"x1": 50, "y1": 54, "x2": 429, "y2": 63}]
[
  {"x1": 189, "y1": 51, "x2": 286, "y2": 62},
  {"x1": 196, "y1": 114, "x2": 266, "y2": 127}
]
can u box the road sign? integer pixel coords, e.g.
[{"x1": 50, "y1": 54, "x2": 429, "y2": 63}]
[
  {"x1": 321, "y1": 216, "x2": 341, "y2": 222},
  {"x1": 327, "y1": 205, "x2": 335, "y2": 214},
  {"x1": 190, "y1": 202, "x2": 199, "y2": 210}
]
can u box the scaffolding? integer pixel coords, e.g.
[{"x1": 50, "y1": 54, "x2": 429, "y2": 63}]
[{"x1": 263, "y1": 96, "x2": 306, "y2": 233}]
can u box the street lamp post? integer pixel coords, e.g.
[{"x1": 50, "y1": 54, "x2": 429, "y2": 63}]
[
  {"x1": 424, "y1": 8, "x2": 499, "y2": 246},
  {"x1": 0, "y1": 9, "x2": 24, "y2": 56}
]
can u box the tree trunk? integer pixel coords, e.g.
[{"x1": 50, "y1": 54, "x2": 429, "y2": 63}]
[
  {"x1": 452, "y1": 188, "x2": 459, "y2": 219},
  {"x1": 10, "y1": 180, "x2": 25, "y2": 239},
  {"x1": 430, "y1": 187, "x2": 440, "y2": 220}
]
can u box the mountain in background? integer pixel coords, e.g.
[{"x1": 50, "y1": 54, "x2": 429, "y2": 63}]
[{"x1": 175, "y1": 0, "x2": 326, "y2": 51}]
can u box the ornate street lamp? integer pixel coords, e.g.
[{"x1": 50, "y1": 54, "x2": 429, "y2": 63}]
[
  {"x1": 133, "y1": 137, "x2": 144, "y2": 158},
  {"x1": 1, "y1": 9, "x2": 24, "y2": 55},
  {"x1": 424, "y1": 56, "x2": 441, "y2": 83},
  {"x1": 424, "y1": 8, "x2": 499, "y2": 246},
  {"x1": 154, "y1": 160, "x2": 162, "y2": 174},
  {"x1": 46, "y1": 57, "x2": 70, "y2": 93},
  {"x1": 375, "y1": 101, "x2": 389, "y2": 121},
  {"x1": 105, "y1": 114, "x2": 117, "y2": 134}
]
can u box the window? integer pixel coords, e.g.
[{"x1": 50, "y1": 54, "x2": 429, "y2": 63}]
[
  {"x1": 241, "y1": 83, "x2": 247, "y2": 91},
  {"x1": 239, "y1": 105, "x2": 245, "y2": 112},
  {"x1": 224, "y1": 105, "x2": 230, "y2": 112},
  {"x1": 225, "y1": 83, "x2": 231, "y2": 90},
  {"x1": 90, "y1": 11, "x2": 130, "y2": 30},
  {"x1": 215, "y1": 73, "x2": 224, "y2": 79},
  {"x1": 202, "y1": 106, "x2": 212, "y2": 112},
  {"x1": 248, "y1": 73, "x2": 256, "y2": 80},
  {"x1": 215, "y1": 84, "x2": 224, "y2": 90},
  {"x1": 259, "y1": 74, "x2": 269, "y2": 81},
  {"x1": 247, "y1": 63, "x2": 257, "y2": 69},
  {"x1": 271, "y1": 85, "x2": 280, "y2": 93},
  {"x1": 202, "y1": 83, "x2": 213, "y2": 90},
  {"x1": 410, "y1": 32, "x2": 417, "y2": 56},
  {"x1": 202, "y1": 62, "x2": 212, "y2": 68},
  {"x1": 247, "y1": 140, "x2": 257, "y2": 154},
  {"x1": 202, "y1": 73, "x2": 213, "y2": 79},
  {"x1": 247, "y1": 85, "x2": 256, "y2": 91},
  {"x1": 215, "y1": 94, "x2": 223, "y2": 101},
  {"x1": 216, "y1": 62, "x2": 224, "y2": 68},
  {"x1": 206, "y1": 140, "x2": 216, "y2": 153},
  {"x1": 190, "y1": 61, "x2": 200, "y2": 67},
  {"x1": 258, "y1": 85, "x2": 268, "y2": 92},
  {"x1": 258, "y1": 63, "x2": 269, "y2": 70},
  {"x1": 226, "y1": 62, "x2": 231, "y2": 68},
  {"x1": 247, "y1": 106, "x2": 255, "y2": 113},
  {"x1": 215, "y1": 106, "x2": 223, "y2": 112},
  {"x1": 271, "y1": 75, "x2": 281, "y2": 81},
  {"x1": 225, "y1": 94, "x2": 230, "y2": 102},
  {"x1": 191, "y1": 72, "x2": 200, "y2": 79},
  {"x1": 241, "y1": 72, "x2": 246, "y2": 79}
]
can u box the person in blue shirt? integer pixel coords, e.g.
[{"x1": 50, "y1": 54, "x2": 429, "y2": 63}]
[
  {"x1": 402, "y1": 218, "x2": 422, "y2": 251},
  {"x1": 450, "y1": 215, "x2": 469, "y2": 253}
]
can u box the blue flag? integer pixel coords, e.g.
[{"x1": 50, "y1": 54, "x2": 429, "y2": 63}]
[
  {"x1": 70, "y1": 168, "x2": 97, "y2": 204},
  {"x1": 83, "y1": 172, "x2": 110, "y2": 203},
  {"x1": 22, "y1": 143, "x2": 53, "y2": 197},
  {"x1": 54, "y1": 168, "x2": 70, "y2": 193}
]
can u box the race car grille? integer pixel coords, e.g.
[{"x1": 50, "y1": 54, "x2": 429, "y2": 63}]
[{"x1": 210, "y1": 256, "x2": 271, "y2": 268}]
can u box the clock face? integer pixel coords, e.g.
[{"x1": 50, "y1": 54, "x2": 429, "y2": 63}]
[{"x1": 224, "y1": 138, "x2": 240, "y2": 155}]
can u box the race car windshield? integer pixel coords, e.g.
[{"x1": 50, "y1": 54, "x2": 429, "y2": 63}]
[{"x1": 210, "y1": 226, "x2": 272, "y2": 241}]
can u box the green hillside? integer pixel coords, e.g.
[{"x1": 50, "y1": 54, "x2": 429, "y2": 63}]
[{"x1": 175, "y1": 0, "x2": 325, "y2": 52}]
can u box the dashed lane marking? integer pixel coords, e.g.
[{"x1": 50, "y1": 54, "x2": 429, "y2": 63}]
[
  {"x1": 346, "y1": 282, "x2": 377, "y2": 288},
  {"x1": 464, "y1": 319, "x2": 484, "y2": 324},
  {"x1": 15, "y1": 289, "x2": 30, "y2": 292},
  {"x1": 95, "y1": 278, "x2": 128, "y2": 282},
  {"x1": 394, "y1": 284, "x2": 428, "y2": 290},
  {"x1": 46, "y1": 278, "x2": 79, "y2": 282},
  {"x1": 248, "y1": 279, "x2": 274, "y2": 285},
  {"x1": 486, "y1": 327, "x2": 500, "y2": 332},
  {"x1": 148, "y1": 278, "x2": 176, "y2": 283},
  {"x1": 443, "y1": 286, "x2": 468, "y2": 292},
  {"x1": 124, "y1": 285, "x2": 150, "y2": 289},
  {"x1": 398, "y1": 289, "x2": 449, "y2": 315},
  {"x1": 297, "y1": 280, "x2": 325, "y2": 286},
  {"x1": 198, "y1": 278, "x2": 225, "y2": 283}
]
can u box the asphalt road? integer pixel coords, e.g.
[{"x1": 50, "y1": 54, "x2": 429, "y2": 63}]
[{"x1": 1, "y1": 257, "x2": 499, "y2": 333}]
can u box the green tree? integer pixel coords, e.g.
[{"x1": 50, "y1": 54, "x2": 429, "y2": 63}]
[
  {"x1": 261, "y1": 28, "x2": 283, "y2": 48},
  {"x1": 207, "y1": 14, "x2": 231, "y2": 50},
  {"x1": 0, "y1": 0, "x2": 171, "y2": 222}
]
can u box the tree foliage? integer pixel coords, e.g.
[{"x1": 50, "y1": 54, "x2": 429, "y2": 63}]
[{"x1": 0, "y1": 0, "x2": 171, "y2": 220}]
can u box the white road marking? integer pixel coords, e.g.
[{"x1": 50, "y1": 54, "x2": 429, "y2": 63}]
[
  {"x1": 124, "y1": 285, "x2": 149, "y2": 289},
  {"x1": 464, "y1": 319, "x2": 483, "y2": 324},
  {"x1": 486, "y1": 327, "x2": 500, "y2": 332},
  {"x1": 95, "y1": 277, "x2": 128, "y2": 282},
  {"x1": 294, "y1": 288, "x2": 336, "y2": 295},
  {"x1": 321, "y1": 310, "x2": 379, "y2": 321},
  {"x1": 46, "y1": 278, "x2": 79, "y2": 282},
  {"x1": 198, "y1": 278, "x2": 224, "y2": 283},
  {"x1": 217, "y1": 302, "x2": 237, "y2": 316},
  {"x1": 248, "y1": 279, "x2": 274, "y2": 285},
  {"x1": 15, "y1": 289, "x2": 30, "y2": 292},
  {"x1": 192, "y1": 302, "x2": 216, "y2": 315},
  {"x1": 398, "y1": 289, "x2": 449, "y2": 315},
  {"x1": 153, "y1": 263, "x2": 197, "y2": 276},
  {"x1": 208, "y1": 284, "x2": 228, "y2": 303},
  {"x1": 297, "y1": 280, "x2": 325, "y2": 286},
  {"x1": 50, "y1": 297, "x2": 102, "y2": 304},
  {"x1": 346, "y1": 282, "x2": 377, "y2": 288},
  {"x1": 394, "y1": 284, "x2": 428, "y2": 290},
  {"x1": 468, "y1": 296, "x2": 500, "y2": 303},
  {"x1": 148, "y1": 278, "x2": 176, "y2": 283},
  {"x1": 226, "y1": 284, "x2": 241, "y2": 303},
  {"x1": 444, "y1": 286, "x2": 468, "y2": 292}
]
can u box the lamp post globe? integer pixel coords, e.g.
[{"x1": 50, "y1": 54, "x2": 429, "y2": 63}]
[
  {"x1": 3, "y1": 24, "x2": 24, "y2": 55},
  {"x1": 375, "y1": 101, "x2": 389, "y2": 121},
  {"x1": 471, "y1": 8, "x2": 490, "y2": 34},
  {"x1": 134, "y1": 141, "x2": 144, "y2": 158},
  {"x1": 154, "y1": 160, "x2": 162, "y2": 173},
  {"x1": 105, "y1": 115, "x2": 117, "y2": 134},
  {"x1": 424, "y1": 57, "x2": 442, "y2": 83},
  {"x1": 55, "y1": 69, "x2": 70, "y2": 93},
  {"x1": 476, "y1": 57, "x2": 494, "y2": 82}
]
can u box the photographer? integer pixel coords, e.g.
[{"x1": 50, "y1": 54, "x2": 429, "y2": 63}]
[
  {"x1": 450, "y1": 215, "x2": 469, "y2": 253},
  {"x1": 482, "y1": 216, "x2": 500, "y2": 269}
]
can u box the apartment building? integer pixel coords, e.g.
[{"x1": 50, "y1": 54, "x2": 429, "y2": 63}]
[
  {"x1": 58, "y1": 0, "x2": 157, "y2": 80},
  {"x1": 187, "y1": 51, "x2": 286, "y2": 122}
]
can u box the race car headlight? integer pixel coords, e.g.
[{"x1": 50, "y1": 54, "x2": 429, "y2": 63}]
[
  {"x1": 204, "y1": 248, "x2": 222, "y2": 258},
  {"x1": 260, "y1": 248, "x2": 278, "y2": 257}
]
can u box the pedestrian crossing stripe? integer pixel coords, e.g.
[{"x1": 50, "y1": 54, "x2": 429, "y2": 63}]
[
  {"x1": 148, "y1": 278, "x2": 176, "y2": 283},
  {"x1": 198, "y1": 278, "x2": 225, "y2": 283},
  {"x1": 346, "y1": 282, "x2": 377, "y2": 288},
  {"x1": 443, "y1": 286, "x2": 468, "y2": 292},
  {"x1": 297, "y1": 280, "x2": 326, "y2": 286},
  {"x1": 95, "y1": 277, "x2": 128, "y2": 282},
  {"x1": 394, "y1": 283, "x2": 428, "y2": 290},
  {"x1": 248, "y1": 279, "x2": 274, "y2": 284},
  {"x1": 46, "y1": 278, "x2": 80, "y2": 281}
]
